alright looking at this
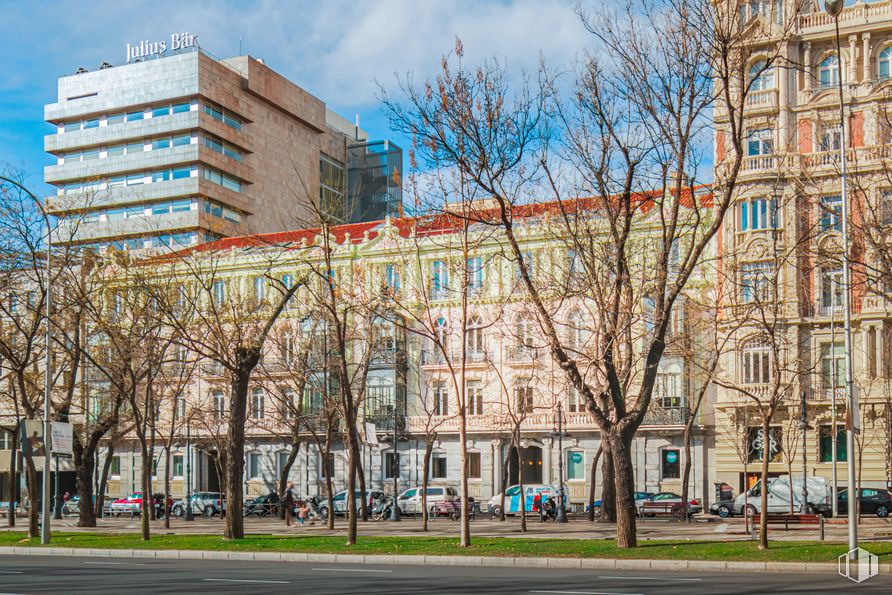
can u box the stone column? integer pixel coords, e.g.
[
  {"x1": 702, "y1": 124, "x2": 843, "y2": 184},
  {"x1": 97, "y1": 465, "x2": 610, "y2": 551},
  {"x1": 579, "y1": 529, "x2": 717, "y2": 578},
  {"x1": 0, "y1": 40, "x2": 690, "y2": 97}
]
[
  {"x1": 863, "y1": 33, "x2": 872, "y2": 82},
  {"x1": 779, "y1": 41, "x2": 791, "y2": 149},
  {"x1": 542, "y1": 438, "x2": 553, "y2": 485},
  {"x1": 803, "y1": 42, "x2": 812, "y2": 92},
  {"x1": 849, "y1": 35, "x2": 858, "y2": 85}
]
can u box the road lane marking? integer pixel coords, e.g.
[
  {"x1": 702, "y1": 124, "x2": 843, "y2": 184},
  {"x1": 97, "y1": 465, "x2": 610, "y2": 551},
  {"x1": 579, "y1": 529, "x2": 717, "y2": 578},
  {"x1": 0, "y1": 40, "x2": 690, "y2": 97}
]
[
  {"x1": 312, "y1": 567, "x2": 393, "y2": 573},
  {"x1": 83, "y1": 562, "x2": 146, "y2": 566},
  {"x1": 598, "y1": 576, "x2": 703, "y2": 582},
  {"x1": 530, "y1": 591, "x2": 644, "y2": 595},
  {"x1": 0, "y1": 571, "x2": 23, "y2": 574},
  {"x1": 203, "y1": 579, "x2": 290, "y2": 584}
]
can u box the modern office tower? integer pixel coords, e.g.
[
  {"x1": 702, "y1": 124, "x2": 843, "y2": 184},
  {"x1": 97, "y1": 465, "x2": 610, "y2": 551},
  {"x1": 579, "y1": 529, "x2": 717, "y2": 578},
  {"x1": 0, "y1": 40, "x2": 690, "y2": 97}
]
[{"x1": 44, "y1": 45, "x2": 401, "y2": 250}]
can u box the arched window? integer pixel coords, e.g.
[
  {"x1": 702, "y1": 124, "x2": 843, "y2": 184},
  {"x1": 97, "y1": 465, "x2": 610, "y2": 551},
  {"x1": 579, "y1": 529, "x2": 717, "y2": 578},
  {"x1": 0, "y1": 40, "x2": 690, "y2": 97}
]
[
  {"x1": 741, "y1": 338, "x2": 772, "y2": 384},
  {"x1": 466, "y1": 315, "x2": 485, "y2": 358},
  {"x1": 879, "y1": 46, "x2": 892, "y2": 80},
  {"x1": 819, "y1": 54, "x2": 839, "y2": 89},
  {"x1": 749, "y1": 60, "x2": 774, "y2": 91}
]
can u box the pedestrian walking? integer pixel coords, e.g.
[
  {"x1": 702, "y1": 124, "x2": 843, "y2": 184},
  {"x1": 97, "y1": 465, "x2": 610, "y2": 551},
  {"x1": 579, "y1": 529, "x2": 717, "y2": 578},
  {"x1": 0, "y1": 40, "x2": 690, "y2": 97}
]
[
  {"x1": 297, "y1": 500, "x2": 309, "y2": 527},
  {"x1": 283, "y1": 482, "x2": 296, "y2": 527}
]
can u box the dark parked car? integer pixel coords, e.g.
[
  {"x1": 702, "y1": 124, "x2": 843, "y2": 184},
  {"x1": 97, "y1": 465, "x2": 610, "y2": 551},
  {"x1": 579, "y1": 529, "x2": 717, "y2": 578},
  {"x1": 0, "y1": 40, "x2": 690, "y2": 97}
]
[
  {"x1": 588, "y1": 492, "x2": 654, "y2": 517},
  {"x1": 243, "y1": 493, "x2": 279, "y2": 517},
  {"x1": 708, "y1": 499, "x2": 736, "y2": 518},
  {"x1": 837, "y1": 488, "x2": 891, "y2": 518}
]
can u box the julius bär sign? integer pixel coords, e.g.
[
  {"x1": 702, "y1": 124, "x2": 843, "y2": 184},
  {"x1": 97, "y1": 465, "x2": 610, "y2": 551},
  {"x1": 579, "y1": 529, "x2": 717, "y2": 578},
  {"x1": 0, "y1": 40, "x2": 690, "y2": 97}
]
[{"x1": 126, "y1": 32, "x2": 198, "y2": 63}]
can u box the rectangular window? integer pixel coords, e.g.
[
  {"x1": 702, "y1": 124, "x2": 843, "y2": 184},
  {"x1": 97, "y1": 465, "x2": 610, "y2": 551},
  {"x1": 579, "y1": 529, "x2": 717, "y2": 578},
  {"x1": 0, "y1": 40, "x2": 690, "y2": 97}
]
[
  {"x1": 320, "y1": 452, "x2": 335, "y2": 479},
  {"x1": 126, "y1": 173, "x2": 145, "y2": 186},
  {"x1": 515, "y1": 251, "x2": 534, "y2": 280},
  {"x1": 739, "y1": 198, "x2": 778, "y2": 231},
  {"x1": 250, "y1": 388, "x2": 265, "y2": 419},
  {"x1": 384, "y1": 452, "x2": 400, "y2": 479},
  {"x1": 741, "y1": 261, "x2": 775, "y2": 303},
  {"x1": 821, "y1": 343, "x2": 846, "y2": 394},
  {"x1": 747, "y1": 128, "x2": 774, "y2": 156},
  {"x1": 107, "y1": 145, "x2": 125, "y2": 157},
  {"x1": 171, "y1": 199, "x2": 191, "y2": 213},
  {"x1": 152, "y1": 106, "x2": 171, "y2": 118},
  {"x1": 212, "y1": 280, "x2": 226, "y2": 303},
  {"x1": 212, "y1": 390, "x2": 225, "y2": 419},
  {"x1": 467, "y1": 256, "x2": 484, "y2": 291},
  {"x1": 109, "y1": 455, "x2": 121, "y2": 477},
  {"x1": 107, "y1": 113, "x2": 125, "y2": 126},
  {"x1": 567, "y1": 450, "x2": 585, "y2": 480},
  {"x1": 83, "y1": 118, "x2": 99, "y2": 129},
  {"x1": 126, "y1": 142, "x2": 144, "y2": 155},
  {"x1": 248, "y1": 453, "x2": 262, "y2": 480},
  {"x1": 655, "y1": 373, "x2": 682, "y2": 409},
  {"x1": 171, "y1": 167, "x2": 191, "y2": 180},
  {"x1": 467, "y1": 451, "x2": 481, "y2": 479},
  {"x1": 431, "y1": 454, "x2": 447, "y2": 479},
  {"x1": 568, "y1": 386, "x2": 584, "y2": 413},
  {"x1": 820, "y1": 125, "x2": 842, "y2": 153},
  {"x1": 0, "y1": 430, "x2": 10, "y2": 450},
  {"x1": 466, "y1": 380, "x2": 483, "y2": 415},
  {"x1": 172, "y1": 102, "x2": 190, "y2": 114},
  {"x1": 152, "y1": 137, "x2": 171, "y2": 150},
  {"x1": 819, "y1": 425, "x2": 848, "y2": 462},
  {"x1": 661, "y1": 449, "x2": 680, "y2": 479},
  {"x1": 820, "y1": 195, "x2": 843, "y2": 231},
  {"x1": 384, "y1": 264, "x2": 401, "y2": 292},
  {"x1": 152, "y1": 170, "x2": 171, "y2": 183},
  {"x1": 172, "y1": 134, "x2": 191, "y2": 147},
  {"x1": 253, "y1": 276, "x2": 266, "y2": 301},
  {"x1": 514, "y1": 384, "x2": 534, "y2": 414},
  {"x1": 81, "y1": 149, "x2": 99, "y2": 161},
  {"x1": 431, "y1": 260, "x2": 449, "y2": 298},
  {"x1": 820, "y1": 268, "x2": 843, "y2": 310},
  {"x1": 433, "y1": 383, "x2": 449, "y2": 416},
  {"x1": 742, "y1": 345, "x2": 771, "y2": 384},
  {"x1": 172, "y1": 454, "x2": 184, "y2": 478},
  {"x1": 126, "y1": 110, "x2": 144, "y2": 122}
]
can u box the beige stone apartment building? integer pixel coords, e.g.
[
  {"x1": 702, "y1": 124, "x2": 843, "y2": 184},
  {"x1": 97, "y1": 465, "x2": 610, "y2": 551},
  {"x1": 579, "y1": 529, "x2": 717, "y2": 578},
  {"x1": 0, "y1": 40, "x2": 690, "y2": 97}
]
[{"x1": 714, "y1": 0, "x2": 892, "y2": 495}]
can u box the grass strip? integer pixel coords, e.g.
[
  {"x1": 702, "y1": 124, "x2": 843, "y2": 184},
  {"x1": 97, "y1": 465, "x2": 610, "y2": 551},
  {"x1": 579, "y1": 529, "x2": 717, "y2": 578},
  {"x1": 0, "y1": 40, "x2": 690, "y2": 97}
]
[{"x1": 0, "y1": 531, "x2": 889, "y2": 563}]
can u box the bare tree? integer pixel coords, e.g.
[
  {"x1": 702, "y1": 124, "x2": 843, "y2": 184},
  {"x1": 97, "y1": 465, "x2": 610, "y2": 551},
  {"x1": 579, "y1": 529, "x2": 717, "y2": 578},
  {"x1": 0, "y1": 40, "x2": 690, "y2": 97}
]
[{"x1": 151, "y1": 240, "x2": 302, "y2": 539}]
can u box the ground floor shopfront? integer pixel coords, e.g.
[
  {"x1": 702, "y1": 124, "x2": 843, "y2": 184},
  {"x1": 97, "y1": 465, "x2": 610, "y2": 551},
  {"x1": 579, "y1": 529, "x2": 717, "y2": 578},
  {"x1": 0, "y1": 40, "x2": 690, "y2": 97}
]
[{"x1": 99, "y1": 427, "x2": 713, "y2": 509}]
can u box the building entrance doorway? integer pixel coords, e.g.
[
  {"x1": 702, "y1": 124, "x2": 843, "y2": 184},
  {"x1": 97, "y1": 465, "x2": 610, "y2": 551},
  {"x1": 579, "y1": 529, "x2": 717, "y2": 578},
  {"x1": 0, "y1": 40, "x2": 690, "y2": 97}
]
[{"x1": 508, "y1": 445, "x2": 543, "y2": 485}]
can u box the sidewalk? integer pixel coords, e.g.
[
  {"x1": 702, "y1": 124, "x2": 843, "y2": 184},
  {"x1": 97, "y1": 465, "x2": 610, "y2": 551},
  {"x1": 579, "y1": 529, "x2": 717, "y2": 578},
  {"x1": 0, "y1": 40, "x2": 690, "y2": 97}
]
[{"x1": 0, "y1": 544, "x2": 884, "y2": 575}]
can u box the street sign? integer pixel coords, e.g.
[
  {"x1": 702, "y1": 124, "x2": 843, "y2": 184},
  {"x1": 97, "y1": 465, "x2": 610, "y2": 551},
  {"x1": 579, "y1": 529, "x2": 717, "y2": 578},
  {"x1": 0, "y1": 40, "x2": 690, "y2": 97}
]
[{"x1": 51, "y1": 422, "x2": 74, "y2": 458}]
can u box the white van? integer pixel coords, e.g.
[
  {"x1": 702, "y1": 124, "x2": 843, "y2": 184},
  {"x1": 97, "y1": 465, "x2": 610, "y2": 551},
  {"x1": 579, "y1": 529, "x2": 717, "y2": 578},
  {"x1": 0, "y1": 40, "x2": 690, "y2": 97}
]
[
  {"x1": 733, "y1": 475, "x2": 832, "y2": 516},
  {"x1": 397, "y1": 485, "x2": 459, "y2": 515},
  {"x1": 488, "y1": 484, "x2": 562, "y2": 516}
]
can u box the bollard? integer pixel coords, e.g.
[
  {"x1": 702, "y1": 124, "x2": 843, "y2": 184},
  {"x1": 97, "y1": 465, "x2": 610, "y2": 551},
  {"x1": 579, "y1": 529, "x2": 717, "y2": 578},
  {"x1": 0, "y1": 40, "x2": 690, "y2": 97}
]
[{"x1": 819, "y1": 515, "x2": 825, "y2": 541}]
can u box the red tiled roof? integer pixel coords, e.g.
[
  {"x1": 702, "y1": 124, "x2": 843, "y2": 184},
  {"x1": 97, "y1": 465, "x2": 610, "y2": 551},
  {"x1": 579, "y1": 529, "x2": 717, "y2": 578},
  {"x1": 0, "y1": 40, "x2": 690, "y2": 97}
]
[{"x1": 158, "y1": 187, "x2": 712, "y2": 259}]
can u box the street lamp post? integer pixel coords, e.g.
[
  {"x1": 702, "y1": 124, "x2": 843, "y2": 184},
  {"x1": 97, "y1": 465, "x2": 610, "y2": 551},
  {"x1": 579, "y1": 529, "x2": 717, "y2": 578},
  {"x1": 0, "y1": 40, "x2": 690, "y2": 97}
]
[
  {"x1": 824, "y1": 0, "x2": 859, "y2": 556},
  {"x1": 551, "y1": 402, "x2": 568, "y2": 523},
  {"x1": 52, "y1": 454, "x2": 61, "y2": 520},
  {"x1": 185, "y1": 420, "x2": 194, "y2": 521},
  {"x1": 389, "y1": 397, "x2": 401, "y2": 521},
  {"x1": 798, "y1": 392, "x2": 811, "y2": 514}
]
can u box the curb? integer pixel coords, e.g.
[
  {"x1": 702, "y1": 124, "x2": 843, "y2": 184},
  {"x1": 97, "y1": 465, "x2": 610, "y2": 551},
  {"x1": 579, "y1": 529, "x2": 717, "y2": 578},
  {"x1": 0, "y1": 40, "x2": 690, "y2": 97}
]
[{"x1": 1, "y1": 546, "x2": 886, "y2": 574}]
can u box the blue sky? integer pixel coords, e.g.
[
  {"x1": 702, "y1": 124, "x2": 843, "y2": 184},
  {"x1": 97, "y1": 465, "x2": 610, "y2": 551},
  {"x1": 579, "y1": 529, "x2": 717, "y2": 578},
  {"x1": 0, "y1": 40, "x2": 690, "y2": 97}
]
[{"x1": 0, "y1": 0, "x2": 591, "y2": 196}]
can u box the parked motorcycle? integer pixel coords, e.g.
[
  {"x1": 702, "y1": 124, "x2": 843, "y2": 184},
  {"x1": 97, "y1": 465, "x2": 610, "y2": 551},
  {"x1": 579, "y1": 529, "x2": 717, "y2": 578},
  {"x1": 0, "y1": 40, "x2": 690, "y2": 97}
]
[{"x1": 370, "y1": 495, "x2": 394, "y2": 521}]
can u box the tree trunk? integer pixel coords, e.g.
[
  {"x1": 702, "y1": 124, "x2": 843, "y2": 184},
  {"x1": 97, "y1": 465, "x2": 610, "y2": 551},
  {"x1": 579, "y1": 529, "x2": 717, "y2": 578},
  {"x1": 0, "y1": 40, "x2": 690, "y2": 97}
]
[
  {"x1": 24, "y1": 457, "x2": 38, "y2": 537},
  {"x1": 224, "y1": 363, "x2": 252, "y2": 540},
  {"x1": 458, "y1": 408, "x2": 471, "y2": 546},
  {"x1": 147, "y1": 440, "x2": 156, "y2": 521},
  {"x1": 75, "y1": 435, "x2": 99, "y2": 527},
  {"x1": 786, "y1": 458, "x2": 794, "y2": 515},
  {"x1": 277, "y1": 442, "x2": 300, "y2": 520},
  {"x1": 681, "y1": 420, "x2": 694, "y2": 524},
  {"x1": 609, "y1": 431, "x2": 637, "y2": 548},
  {"x1": 517, "y1": 438, "x2": 526, "y2": 533},
  {"x1": 323, "y1": 425, "x2": 335, "y2": 530},
  {"x1": 499, "y1": 443, "x2": 509, "y2": 522},
  {"x1": 95, "y1": 443, "x2": 115, "y2": 519},
  {"x1": 354, "y1": 440, "x2": 368, "y2": 522},
  {"x1": 138, "y1": 437, "x2": 151, "y2": 541},
  {"x1": 7, "y1": 428, "x2": 17, "y2": 527},
  {"x1": 599, "y1": 440, "x2": 616, "y2": 523},
  {"x1": 759, "y1": 420, "x2": 771, "y2": 550},
  {"x1": 345, "y1": 432, "x2": 357, "y2": 546},
  {"x1": 163, "y1": 448, "x2": 171, "y2": 529},
  {"x1": 588, "y1": 445, "x2": 602, "y2": 522},
  {"x1": 421, "y1": 440, "x2": 433, "y2": 531}
]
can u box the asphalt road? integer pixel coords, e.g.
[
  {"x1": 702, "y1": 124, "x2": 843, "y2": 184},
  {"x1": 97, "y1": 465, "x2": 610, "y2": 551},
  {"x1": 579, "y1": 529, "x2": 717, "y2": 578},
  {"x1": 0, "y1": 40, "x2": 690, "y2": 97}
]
[{"x1": 0, "y1": 555, "x2": 889, "y2": 594}]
